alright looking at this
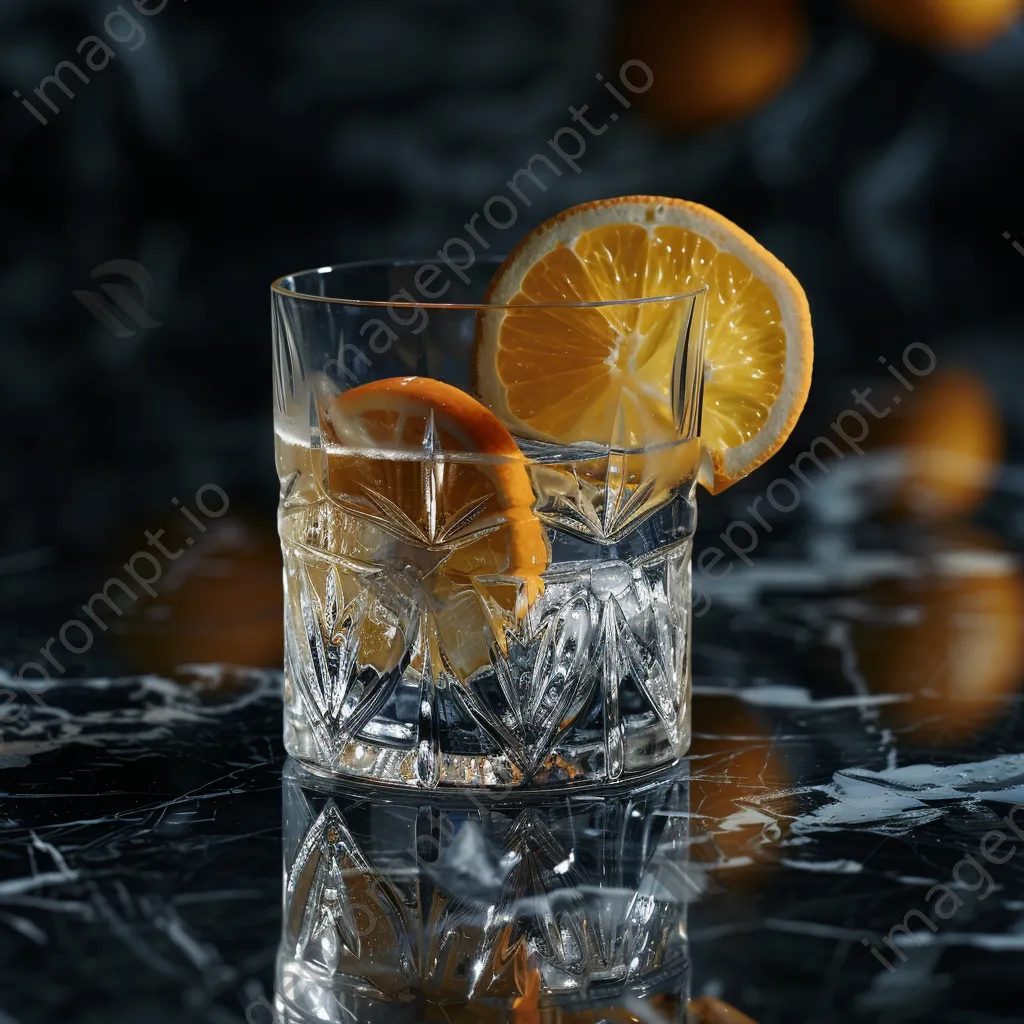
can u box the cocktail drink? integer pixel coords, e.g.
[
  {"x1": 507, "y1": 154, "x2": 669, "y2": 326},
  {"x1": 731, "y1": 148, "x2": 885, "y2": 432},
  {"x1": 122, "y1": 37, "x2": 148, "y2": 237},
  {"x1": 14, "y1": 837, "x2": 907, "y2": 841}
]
[
  {"x1": 273, "y1": 283, "x2": 705, "y2": 788},
  {"x1": 272, "y1": 197, "x2": 812, "y2": 789}
]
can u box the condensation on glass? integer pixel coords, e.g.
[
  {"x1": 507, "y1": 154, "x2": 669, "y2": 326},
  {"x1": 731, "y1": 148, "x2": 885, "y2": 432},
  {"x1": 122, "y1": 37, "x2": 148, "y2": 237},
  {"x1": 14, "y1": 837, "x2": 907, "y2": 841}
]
[{"x1": 272, "y1": 258, "x2": 707, "y2": 789}]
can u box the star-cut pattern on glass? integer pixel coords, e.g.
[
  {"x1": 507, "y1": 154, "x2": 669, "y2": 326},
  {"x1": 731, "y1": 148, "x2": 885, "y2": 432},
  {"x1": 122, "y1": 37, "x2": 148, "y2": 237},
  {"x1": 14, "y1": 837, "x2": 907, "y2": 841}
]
[
  {"x1": 287, "y1": 800, "x2": 409, "y2": 977},
  {"x1": 285, "y1": 546, "x2": 689, "y2": 785},
  {"x1": 283, "y1": 408, "x2": 539, "y2": 785},
  {"x1": 524, "y1": 396, "x2": 700, "y2": 545},
  {"x1": 282, "y1": 396, "x2": 690, "y2": 785}
]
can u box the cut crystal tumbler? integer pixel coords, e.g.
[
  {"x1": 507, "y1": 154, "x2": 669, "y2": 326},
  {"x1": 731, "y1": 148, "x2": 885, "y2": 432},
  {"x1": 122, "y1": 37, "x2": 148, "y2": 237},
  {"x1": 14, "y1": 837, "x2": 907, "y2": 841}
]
[{"x1": 272, "y1": 259, "x2": 707, "y2": 788}]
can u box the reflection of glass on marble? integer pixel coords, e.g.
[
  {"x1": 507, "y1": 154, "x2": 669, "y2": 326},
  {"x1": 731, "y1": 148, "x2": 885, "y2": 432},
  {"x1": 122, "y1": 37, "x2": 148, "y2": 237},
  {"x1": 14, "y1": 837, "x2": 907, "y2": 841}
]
[{"x1": 275, "y1": 758, "x2": 693, "y2": 1022}]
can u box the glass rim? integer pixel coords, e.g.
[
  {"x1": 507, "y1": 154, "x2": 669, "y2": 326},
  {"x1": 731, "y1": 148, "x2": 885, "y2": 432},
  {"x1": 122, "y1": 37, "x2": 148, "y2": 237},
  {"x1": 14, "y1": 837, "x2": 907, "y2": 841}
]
[{"x1": 271, "y1": 257, "x2": 710, "y2": 311}]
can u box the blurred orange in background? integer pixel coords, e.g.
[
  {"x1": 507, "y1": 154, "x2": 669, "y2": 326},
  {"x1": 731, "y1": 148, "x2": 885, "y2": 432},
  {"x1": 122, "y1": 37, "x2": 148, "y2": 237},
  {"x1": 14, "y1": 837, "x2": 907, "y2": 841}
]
[
  {"x1": 115, "y1": 513, "x2": 283, "y2": 679},
  {"x1": 619, "y1": 0, "x2": 808, "y2": 130},
  {"x1": 893, "y1": 368, "x2": 1004, "y2": 520},
  {"x1": 853, "y1": 526, "x2": 1024, "y2": 743},
  {"x1": 852, "y1": 0, "x2": 1024, "y2": 49}
]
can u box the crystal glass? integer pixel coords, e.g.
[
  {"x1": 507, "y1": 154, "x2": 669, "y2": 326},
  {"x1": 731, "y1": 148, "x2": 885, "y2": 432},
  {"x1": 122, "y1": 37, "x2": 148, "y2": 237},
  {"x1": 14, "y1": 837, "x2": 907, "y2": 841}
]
[
  {"x1": 272, "y1": 258, "x2": 707, "y2": 789},
  {"x1": 275, "y1": 757, "x2": 693, "y2": 1022}
]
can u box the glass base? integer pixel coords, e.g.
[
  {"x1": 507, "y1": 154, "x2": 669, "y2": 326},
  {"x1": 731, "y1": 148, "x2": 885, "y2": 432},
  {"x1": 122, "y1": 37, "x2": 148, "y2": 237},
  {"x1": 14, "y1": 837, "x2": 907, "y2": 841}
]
[{"x1": 285, "y1": 702, "x2": 690, "y2": 789}]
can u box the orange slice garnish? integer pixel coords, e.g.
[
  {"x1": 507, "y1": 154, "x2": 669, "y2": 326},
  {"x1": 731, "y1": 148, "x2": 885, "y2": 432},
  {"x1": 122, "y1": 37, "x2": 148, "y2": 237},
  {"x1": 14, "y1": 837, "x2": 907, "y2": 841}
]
[
  {"x1": 321, "y1": 377, "x2": 547, "y2": 640},
  {"x1": 893, "y1": 369, "x2": 1003, "y2": 520},
  {"x1": 474, "y1": 195, "x2": 812, "y2": 494}
]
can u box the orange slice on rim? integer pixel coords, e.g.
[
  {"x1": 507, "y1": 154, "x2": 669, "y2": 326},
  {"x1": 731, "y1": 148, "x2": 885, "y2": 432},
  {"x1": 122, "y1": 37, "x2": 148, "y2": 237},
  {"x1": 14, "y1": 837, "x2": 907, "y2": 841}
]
[{"x1": 473, "y1": 195, "x2": 813, "y2": 493}]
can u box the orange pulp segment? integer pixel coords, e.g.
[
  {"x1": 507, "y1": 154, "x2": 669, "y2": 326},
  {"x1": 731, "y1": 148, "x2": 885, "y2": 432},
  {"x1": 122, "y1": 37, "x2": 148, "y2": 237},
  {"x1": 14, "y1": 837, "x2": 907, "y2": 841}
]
[{"x1": 322, "y1": 376, "x2": 548, "y2": 612}]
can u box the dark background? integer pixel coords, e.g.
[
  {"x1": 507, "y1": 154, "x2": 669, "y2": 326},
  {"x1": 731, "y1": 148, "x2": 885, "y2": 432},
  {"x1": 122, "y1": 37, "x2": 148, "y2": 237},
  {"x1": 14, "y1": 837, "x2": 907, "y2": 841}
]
[
  {"x1": 3, "y1": 0, "x2": 1022, "y2": 548},
  {"x1": 3, "y1": 0, "x2": 1024, "y2": 681},
  {"x1": 2, "y1": 3, "x2": 1024, "y2": 1021}
]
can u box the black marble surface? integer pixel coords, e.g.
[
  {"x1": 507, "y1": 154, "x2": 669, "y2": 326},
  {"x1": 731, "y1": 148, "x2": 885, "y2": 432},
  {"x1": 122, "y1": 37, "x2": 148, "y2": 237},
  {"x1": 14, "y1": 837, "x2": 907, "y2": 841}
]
[{"x1": 3, "y1": 473, "x2": 1024, "y2": 1023}]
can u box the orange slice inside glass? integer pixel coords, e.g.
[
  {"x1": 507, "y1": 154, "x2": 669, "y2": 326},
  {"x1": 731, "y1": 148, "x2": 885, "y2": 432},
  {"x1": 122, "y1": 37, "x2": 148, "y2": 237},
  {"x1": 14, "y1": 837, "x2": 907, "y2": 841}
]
[{"x1": 318, "y1": 378, "x2": 548, "y2": 679}]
